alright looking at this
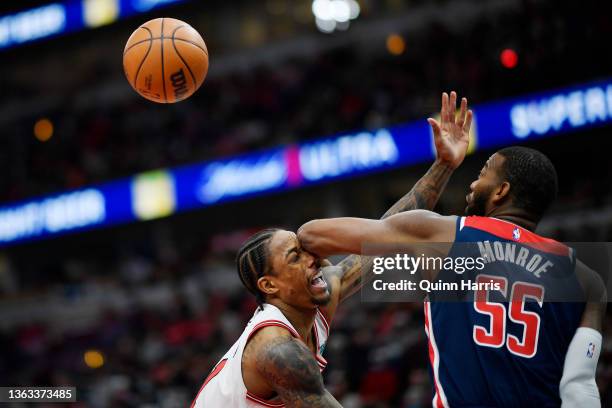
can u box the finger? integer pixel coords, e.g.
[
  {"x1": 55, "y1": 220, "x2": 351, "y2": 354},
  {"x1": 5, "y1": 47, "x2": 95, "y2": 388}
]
[
  {"x1": 450, "y1": 91, "x2": 457, "y2": 123},
  {"x1": 463, "y1": 110, "x2": 473, "y2": 134},
  {"x1": 441, "y1": 92, "x2": 449, "y2": 123},
  {"x1": 428, "y1": 117, "x2": 441, "y2": 139},
  {"x1": 458, "y1": 97, "x2": 468, "y2": 127}
]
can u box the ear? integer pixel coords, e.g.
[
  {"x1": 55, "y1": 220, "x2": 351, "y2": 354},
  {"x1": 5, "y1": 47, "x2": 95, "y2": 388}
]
[
  {"x1": 257, "y1": 276, "x2": 279, "y2": 296},
  {"x1": 491, "y1": 181, "x2": 511, "y2": 205}
]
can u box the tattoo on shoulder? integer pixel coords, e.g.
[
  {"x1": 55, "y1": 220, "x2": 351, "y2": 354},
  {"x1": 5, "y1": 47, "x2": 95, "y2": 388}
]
[{"x1": 255, "y1": 336, "x2": 326, "y2": 404}]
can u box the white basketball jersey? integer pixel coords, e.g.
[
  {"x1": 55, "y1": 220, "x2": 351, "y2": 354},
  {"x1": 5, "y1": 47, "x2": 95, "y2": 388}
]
[{"x1": 191, "y1": 303, "x2": 330, "y2": 408}]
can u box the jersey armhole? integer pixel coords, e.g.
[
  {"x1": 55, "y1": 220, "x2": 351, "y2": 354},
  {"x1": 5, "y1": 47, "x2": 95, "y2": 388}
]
[
  {"x1": 246, "y1": 320, "x2": 301, "y2": 344},
  {"x1": 243, "y1": 321, "x2": 298, "y2": 408}
]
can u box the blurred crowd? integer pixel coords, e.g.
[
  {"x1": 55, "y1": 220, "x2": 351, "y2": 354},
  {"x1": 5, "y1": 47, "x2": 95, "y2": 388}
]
[
  {"x1": 0, "y1": 0, "x2": 609, "y2": 203},
  {"x1": 0, "y1": 223, "x2": 611, "y2": 408},
  {"x1": 1, "y1": 0, "x2": 612, "y2": 407},
  {"x1": 0, "y1": 226, "x2": 432, "y2": 407}
]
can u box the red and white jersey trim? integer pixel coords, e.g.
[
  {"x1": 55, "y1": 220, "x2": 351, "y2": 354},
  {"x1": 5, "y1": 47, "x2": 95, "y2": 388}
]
[
  {"x1": 246, "y1": 391, "x2": 285, "y2": 407},
  {"x1": 192, "y1": 303, "x2": 329, "y2": 408},
  {"x1": 461, "y1": 216, "x2": 570, "y2": 257},
  {"x1": 424, "y1": 300, "x2": 449, "y2": 408}
]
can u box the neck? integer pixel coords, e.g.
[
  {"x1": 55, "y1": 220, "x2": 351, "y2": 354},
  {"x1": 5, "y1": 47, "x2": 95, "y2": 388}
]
[
  {"x1": 267, "y1": 299, "x2": 317, "y2": 341},
  {"x1": 486, "y1": 207, "x2": 538, "y2": 232}
]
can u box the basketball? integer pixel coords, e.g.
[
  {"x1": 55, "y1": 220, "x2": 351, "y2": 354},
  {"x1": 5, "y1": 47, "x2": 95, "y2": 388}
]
[{"x1": 123, "y1": 18, "x2": 209, "y2": 103}]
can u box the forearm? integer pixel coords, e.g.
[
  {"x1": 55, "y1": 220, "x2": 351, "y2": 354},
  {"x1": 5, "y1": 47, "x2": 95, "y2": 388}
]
[
  {"x1": 335, "y1": 159, "x2": 455, "y2": 300},
  {"x1": 381, "y1": 159, "x2": 455, "y2": 218},
  {"x1": 560, "y1": 327, "x2": 602, "y2": 408}
]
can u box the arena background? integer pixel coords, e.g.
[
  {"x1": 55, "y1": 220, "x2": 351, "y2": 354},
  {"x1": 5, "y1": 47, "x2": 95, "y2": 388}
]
[{"x1": 0, "y1": 0, "x2": 611, "y2": 407}]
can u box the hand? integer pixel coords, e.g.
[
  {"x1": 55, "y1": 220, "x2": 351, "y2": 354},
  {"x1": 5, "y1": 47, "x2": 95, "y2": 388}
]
[
  {"x1": 427, "y1": 91, "x2": 473, "y2": 169},
  {"x1": 318, "y1": 258, "x2": 333, "y2": 267}
]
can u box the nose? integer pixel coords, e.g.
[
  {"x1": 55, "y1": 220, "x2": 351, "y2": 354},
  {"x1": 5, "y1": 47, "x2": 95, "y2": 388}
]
[{"x1": 303, "y1": 251, "x2": 316, "y2": 268}]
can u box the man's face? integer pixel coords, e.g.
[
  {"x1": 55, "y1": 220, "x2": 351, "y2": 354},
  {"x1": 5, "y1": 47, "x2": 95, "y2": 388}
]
[
  {"x1": 265, "y1": 230, "x2": 331, "y2": 309},
  {"x1": 465, "y1": 153, "x2": 505, "y2": 216}
]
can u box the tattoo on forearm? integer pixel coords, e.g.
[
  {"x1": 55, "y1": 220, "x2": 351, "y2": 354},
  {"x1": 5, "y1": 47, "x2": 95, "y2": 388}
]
[
  {"x1": 337, "y1": 160, "x2": 455, "y2": 301},
  {"x1": 255, "y1": 336, "x2": 342, "y2": 407},
  {"x1": 381, "y1": 161, "x2": 454, "y2": 218}
]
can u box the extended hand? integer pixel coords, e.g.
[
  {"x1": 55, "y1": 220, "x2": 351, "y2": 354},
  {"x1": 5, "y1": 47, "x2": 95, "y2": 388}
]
[{"x1": 427, "y1": 91, "x2": 473, "y2": 169}]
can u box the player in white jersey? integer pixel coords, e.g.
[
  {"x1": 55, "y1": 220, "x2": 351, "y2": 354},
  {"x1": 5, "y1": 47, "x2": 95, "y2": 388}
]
[
  {"x1": 192, "y1": 301, "x2": 330, "y2": 407},
  {"x1": 191, "y1": 92, "x2": 474, "y2": 408}
]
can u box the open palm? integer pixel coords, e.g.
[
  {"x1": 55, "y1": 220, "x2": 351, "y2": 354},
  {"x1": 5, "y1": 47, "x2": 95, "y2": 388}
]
[{"x1": 428, "y1": 91, "x2": 473, "y2": 169}]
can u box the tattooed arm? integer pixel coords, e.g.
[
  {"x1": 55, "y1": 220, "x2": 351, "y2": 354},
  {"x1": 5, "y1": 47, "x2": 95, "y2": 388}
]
[
  {"x1": 299, "y1": 92, "x2": 473, "y2": 318},
  {"x1": 321, "y1": 161, "x2": 455, "y2": 300},
  {"x1": 255, "y1": 334, "x2": 342, "y2": 408}
]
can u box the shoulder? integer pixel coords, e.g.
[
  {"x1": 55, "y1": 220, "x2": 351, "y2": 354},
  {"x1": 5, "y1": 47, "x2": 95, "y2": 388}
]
[
  {"x1": 246, "y1": 327, "x2": 323, "y2": 392},
  {"x1": 242, "y1": 324, "x2": 324, "y2": 403},
  {"x1": 244, "y1": 324, "x2": 296, "y2": 361}
]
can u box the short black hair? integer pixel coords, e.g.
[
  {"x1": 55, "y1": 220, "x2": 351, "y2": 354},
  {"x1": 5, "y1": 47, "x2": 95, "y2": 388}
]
[
  {"x1": 236, "y1": 228, "x2": 280, "y2": 308},
  {"x1": 496, "y1": 146, "x2": 558, "y2": 219}
]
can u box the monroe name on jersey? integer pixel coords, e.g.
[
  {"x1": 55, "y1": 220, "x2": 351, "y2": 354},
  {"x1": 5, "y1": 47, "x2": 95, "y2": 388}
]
[{"x1": 476, "y1": 240, "x2": 557, "y2": 278}]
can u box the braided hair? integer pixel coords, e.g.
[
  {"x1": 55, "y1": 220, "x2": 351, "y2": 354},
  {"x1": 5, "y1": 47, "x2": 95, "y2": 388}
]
[{"x1": 236, "y1": 228, "x2": 281, "y2": 309}]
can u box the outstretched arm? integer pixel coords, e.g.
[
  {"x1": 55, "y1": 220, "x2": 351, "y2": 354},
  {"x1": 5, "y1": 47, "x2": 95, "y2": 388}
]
[
  {"x1": 299, "y1": 211, "x2": 456, "y2": 258},
  {"x1": 302, "y1": 92, "x2": 472, "y2": 315}
]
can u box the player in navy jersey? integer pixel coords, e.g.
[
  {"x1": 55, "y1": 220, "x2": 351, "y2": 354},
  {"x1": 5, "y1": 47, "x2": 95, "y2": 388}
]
[
  {"x1": 193, "y1": 92, "x2": 476, "y2": 407},
  {"x1": 299, "y1": 135, "x2": 606, "y2": 404}
]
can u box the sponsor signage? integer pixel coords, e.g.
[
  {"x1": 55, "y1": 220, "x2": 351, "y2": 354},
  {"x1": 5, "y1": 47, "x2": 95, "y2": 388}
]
[{"x1": 1, "y1": 80, "x2": 611, "y2": 245}]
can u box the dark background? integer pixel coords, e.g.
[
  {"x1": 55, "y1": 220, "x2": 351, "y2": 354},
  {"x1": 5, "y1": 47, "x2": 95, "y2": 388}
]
[{"x1": 0, "y1": 0, "x2": 611, "y2": 407}]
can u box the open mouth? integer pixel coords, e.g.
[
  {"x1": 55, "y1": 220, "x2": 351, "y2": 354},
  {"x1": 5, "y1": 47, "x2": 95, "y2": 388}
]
[{"x1": 310, "y1": 270, "x2": 328, "y2": 290}]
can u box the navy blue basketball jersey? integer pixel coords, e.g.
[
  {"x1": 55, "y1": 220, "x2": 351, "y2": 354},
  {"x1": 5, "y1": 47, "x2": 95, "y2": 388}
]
[{"x1": 425, "y1": 216, "x2": 585, "y2": 408}]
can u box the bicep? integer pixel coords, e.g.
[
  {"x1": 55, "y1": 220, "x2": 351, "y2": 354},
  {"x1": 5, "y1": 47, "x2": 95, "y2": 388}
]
[{"x1": 255, "y1": 336, "x2": 341, "y2": 408}]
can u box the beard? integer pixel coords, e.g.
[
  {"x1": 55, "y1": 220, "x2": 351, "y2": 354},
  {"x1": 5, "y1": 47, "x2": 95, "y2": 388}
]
[
  {"x1": 465, "y1": 188, "x2": 491, "y2": 216},
  {"x1": 313, "y1": 296, "x2": 331, "y2": 306},
  {"x1": 312, "y1": 288, "x2": 332, "y2": 306}
]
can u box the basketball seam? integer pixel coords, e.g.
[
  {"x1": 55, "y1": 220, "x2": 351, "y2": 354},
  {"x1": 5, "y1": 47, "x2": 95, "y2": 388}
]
[
  {"x1": 160, "y1": 18, "x2": 168, "y2": 103},
  {"x1": 122, "y1": 26, "x2": 152, "y2": 56},
  {"x1": 123, "y1": 37, "x2": 208, "y2": 56},
  {"x1": 132, "y1": 26, "x2": 153, "y2": 91},
  {"x1": 171, "y1": 25, "x2": 198, "y2": 93}
]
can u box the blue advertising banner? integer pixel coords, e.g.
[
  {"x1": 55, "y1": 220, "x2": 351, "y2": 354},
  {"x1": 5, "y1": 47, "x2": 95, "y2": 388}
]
[
  {"x1": 0, "y1": 0, "x2": 187, "y2": 50},
  {"x1": 1, "y1": 79, "x2": 611, "y2": 245}
]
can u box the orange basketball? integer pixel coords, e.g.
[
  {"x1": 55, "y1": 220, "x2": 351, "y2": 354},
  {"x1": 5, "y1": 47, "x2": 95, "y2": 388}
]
[{"x1": 123, "y1": 18, "x2": 209, "y2": 103}]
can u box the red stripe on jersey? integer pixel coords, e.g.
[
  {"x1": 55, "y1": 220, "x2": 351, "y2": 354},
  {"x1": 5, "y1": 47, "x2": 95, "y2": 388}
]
[
  {"x1": 424, "y1": 302, "x2": 446, "y2": 408},
  {"x1": 191, "y1": 359, "x2": 228, "y2": 408},
  {"x1": 246, "y1": 320, "x2": 300, "y2": 343},
  {"x1": 243, "y1": 320, "x2": 295, "y2": 407},
  {"x1": 246, "y1": 391, "x2": 285, "y2": 407},
  {"x1": 463, "y1": 216, "x2": 569, "y2": 257},
  {"x1": 316, "y1": 308, "x2": 331, "y2": 335},
  {"x1": 312, "y1": 319, "x2": 328, "y2": 371}
]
